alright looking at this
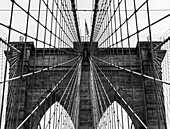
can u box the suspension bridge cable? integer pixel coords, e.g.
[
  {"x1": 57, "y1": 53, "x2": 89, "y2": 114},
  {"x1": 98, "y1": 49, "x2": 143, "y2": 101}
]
[
  {"x1": 66, "y1": 61, "x2": 81, "y2": 115},
  {"x1": 93, "y1": 13, "x2": 170, "y2": 54},
  {"x1": 0, "y1": 22, "x2": 79, "y2": 54},
  {"x1": 92, "y1": 0, "x2": 148, "y2": 52},
  {"x1": 92, "y1": 64, "x2": 104, "y2": 115},
  {"x1": 162, "y1": 42, "x2": 170, "y2": 126},
  {"x1": 92, "y1": 0, "x2": 112, "y2": 41},
  {"x1": 0, "y1": 1, "x2": 15, "y2": 126},
  {"x1": 71, "y1": 62, "x2": 81, "y2": 128},
  {"x1": 91, "y1": 58, "x2": 133, "y2": 129},
  {"x1": 153, "y1": 36, "x2": 170, "y2": 51},
  {"x1": 95, "y1": 0, "x2": 110, "y2": 40},
  {"x1": 20, "y1": 0, "x2": 76, "y2": 45},
  {"x1": 0, "y1": 1, "x2": 80, "y2": 53},
  {"x1": 43, "y1": 60, "x2": 81, "y2": 129},
  {"x1": 1, "y1": 0, "x2": 82, "y2": 128},
  {"x1": 70, "y1": 0, "x2": 81, "y2": 43},
  {"x1": 146, "y1": 1, "x2": 165, "y2": 127},
  {"x1": 108, "y1": 5, "x2": 120, "y2": 128},
  {"x1": 1, "y1": 0, "x2": 169, "y2": 128},
  {"x1": 91, "y1": 36, "x2": 166, "y2": 127},
  {"x1": 96, "y1": 0, "x2": 123, "y2": 43},
  {"x1": 133, "y1": 0, "x2": 149, "y2": 125},
  {"x1": 3, "y1": 49, "x2": 20, "y2": 128},
  {"x1": 51, "y1": 0, "x2": 60, "y2": 127},
  {"x1": 0, "y1": 56, "x2": 80, "y2": 84},
  {"x1": 123, "y1": 0, "x2": 135, "y2": 126},
  {"x1": 92, "y1": 55, "x2": 170, "y2": 85},
  {"x1": 118, "y1": 1, "x2": 126, "y2": 127},
  {"x1": 55, "y1": 60, "x2": 81, "y2": 129},
  {"x1": 16, "y1": 57, "x2": 81, "y2": 129},
  {"x1": 1, "y1": 9, "x2": 170, "y2": 12},
  {"x1": 89, "y1": 62, "x2": 100, "y2": 128},
  {"x1": 91, "y1": 56, "x2": 147, "y2": 129},
  {"x1": 61, "y1": 0, "x2": 78, "y2": 42},
  {"x1": 90, "y1": 0, "x2": 100, "y2": 43},
  {"x1": 0, "y1": 38, "x2": 21, "y2": 53},
  {"x1": 94, "y1": 68, "x2": 108, "y2": 111},
  {"x1": 54, "y1": 0, "x2": 79, "y2": 43},
  {"x1": 15, "y1": 0, "x2": 32, "y2": 125},
  {"x1": 94, "y1": 63, "x2": 123, "y2": 128}
]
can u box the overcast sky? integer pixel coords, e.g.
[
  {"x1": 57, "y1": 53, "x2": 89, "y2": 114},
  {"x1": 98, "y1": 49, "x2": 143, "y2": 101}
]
[
  {"x1": 77, "y1": 0, "x2": 170, "y2": 40},
  {"x1": 0, "y1": 0, "x2": 170, "y2": 42}
]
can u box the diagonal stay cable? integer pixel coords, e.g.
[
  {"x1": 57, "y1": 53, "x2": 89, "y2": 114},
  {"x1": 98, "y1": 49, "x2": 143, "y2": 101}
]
[
  {"x1": 90, "y1": 61, "x2": 104, "y2": 115},
  {"x1": 0, "y1": 55, "x2": 80, "y2": 84},
  {"x1": 70, "y1": 0, "x2": 81, "y2": 43},
  {"x1": 96, "y1": 0, "x2": 123, "y2": 42},
  {"x1": 61, "y1": 0, "x2": 77, "y2": 41},
  {"x1": 54, "y1": 0, "x2": 77, "y2": 42},
  {"x1": 93, "y1": 64, "x2": 108, "y2": 111},
  {"x1": 92, "y1": 0, "x2": 112, "y2": 41},
  {"x1": 66, "y1": 61, "x2": 81, "y2": 114},
  {"x1": 1, "y1": 0, "x2": 79, "y2": 52},
  {"x1": 16, "y1": 56, "x2": 82, "y2": 129},
  {"x1": 0, "y1": 37, "x2": 21, "y2": 53},
  {"x1": 90, "y1": 59, "x2": 124, "y2": 128},
  {"x1": 93, "y1": 0, "x2": 108, "y2": 40},
  {"x1": 90, "y1": 56, "x2": 147, "y2": 129},
  {"x1": 14, "y1": 0, "x2": 75, "y2": 46},
  {"x1": 90, "y1": 59, "x2": 111, "y2": 104},
  {"x1": 92, "y1": 0, "x2": 148, "y2": 52},
  {"x1": 52, "y1": 59, "x2": 82, "y2": 128},
  {"x1": 92, "y1": 55, "x2": 170, "y2": 85},
  {"x1": 93, "y1": 13, "x2": 170, "y2": 54},
  {"x1": 44, "y1": 59, "x2": 81, "y2": 129},
  {"x1": 90, "y1": 0, "x2": 100, "y2": 43},
  {"x1": 0, "y1": 22, "x2": 79, "y2": 54},
  {"x1": 97, "y1": 0, "x2": 148, "y2": 48},
  {"x1": 51, "y1": 0, "x2": 78, "y2": 43},
  {"x1": 93, "y1": 0, "x2": 114, "y2": 41},
  {"x1": 153, "y1": 36, "x2": 170, "y2": 51}
]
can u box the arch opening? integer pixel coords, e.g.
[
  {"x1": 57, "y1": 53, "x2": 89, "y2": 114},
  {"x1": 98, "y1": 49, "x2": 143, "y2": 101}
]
[
  {"x1": 98, "y1": 101, "x2": 135, "y2": 129},
  {"x1": 29, "y1": 89, "x2": 76, "y2": 129},
  {"x1": 38, "y1": 101, "x2": 75, "y2": 129}
]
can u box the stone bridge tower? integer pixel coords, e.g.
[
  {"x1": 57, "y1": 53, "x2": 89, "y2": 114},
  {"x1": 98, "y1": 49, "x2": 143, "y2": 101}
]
[{"x1": 5, "y1": 41, "x2": 166, "y2": 129}]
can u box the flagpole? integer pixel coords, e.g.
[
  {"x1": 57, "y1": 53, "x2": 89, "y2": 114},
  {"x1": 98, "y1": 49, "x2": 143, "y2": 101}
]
[
  {"x1": 85, "y1": 19, "x2": 89, "y2": 41},
  {"x1": 85, "y1": 19, "x2": 86, "y2": 41}
]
